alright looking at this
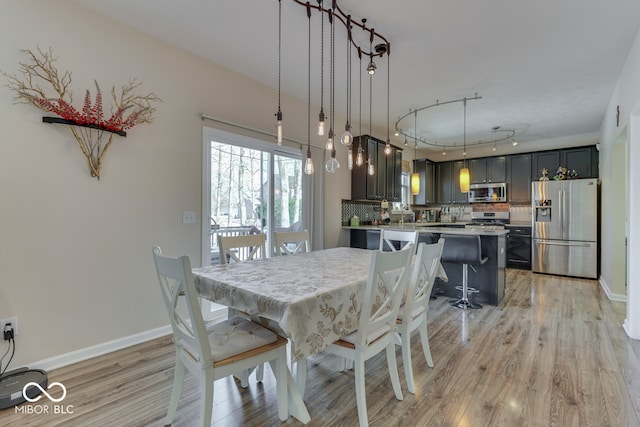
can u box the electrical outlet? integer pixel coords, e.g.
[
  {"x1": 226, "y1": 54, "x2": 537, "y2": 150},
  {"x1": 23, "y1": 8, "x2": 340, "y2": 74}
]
[{"x1": 1, "y1": 317, "x2": 18, "y2": 339}]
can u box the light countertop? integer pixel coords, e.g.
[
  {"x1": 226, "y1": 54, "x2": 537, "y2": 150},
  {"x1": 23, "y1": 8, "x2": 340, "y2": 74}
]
[{"x1": 342, "y1": 223, "x2": 509, "y2": 236}]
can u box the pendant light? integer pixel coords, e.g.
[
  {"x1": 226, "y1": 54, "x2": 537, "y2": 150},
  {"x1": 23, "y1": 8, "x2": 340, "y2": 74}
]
[
  {"x1": 366, "y1": 29, "x2": 376, "y2": 75},
  {"x1": 304, "y1": 2, "x2": 314, "y2": 175},
  {"x1": 340, "y1": 17, "x2": 353, "y2": 146},
  {"x1": 384, "y1": 48, "x2": 392, "y2": 155},
  {"x1": 411, "y1": 110, "x2": 420, "y2": 195},
  {"x1": 459, "y1": 99, "x2": 470, "y2": 193},
  {"x1": 355, "y1": 47, "x2": 364, "y2": 167},
  {"x1": 275, "y1": 0, "x2": 283, "y2": 145},
  {"x1": 325, "y1": 6, "x2": 340, "y2": 173},
  {"x1": 367, "y1": 65, "x2": 374, "y2": 176},
  {"x1": 317, "y1": 0, "x2": 325, "y2": 136}
]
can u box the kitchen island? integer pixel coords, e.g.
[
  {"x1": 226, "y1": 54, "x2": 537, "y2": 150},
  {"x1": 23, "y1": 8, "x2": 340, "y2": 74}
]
[{"x1": 343, "y1": 224, "x2": 508, "y2": 305}]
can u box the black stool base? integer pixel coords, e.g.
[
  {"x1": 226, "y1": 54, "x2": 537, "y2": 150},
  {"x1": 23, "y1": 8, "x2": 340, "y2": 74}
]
[{"x1": 449, "y1": 298, "x2": 482, "y2": 310}]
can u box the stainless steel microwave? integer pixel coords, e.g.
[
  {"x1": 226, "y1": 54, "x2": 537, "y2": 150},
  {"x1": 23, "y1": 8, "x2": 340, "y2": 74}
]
[{"x1": 468, "y1": 183, "x2": 507, "y2": 203}]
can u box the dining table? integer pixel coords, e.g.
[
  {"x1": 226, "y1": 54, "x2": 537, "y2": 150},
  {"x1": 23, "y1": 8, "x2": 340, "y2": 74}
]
[
  {"x1": 191, "y1": 245, "x2": 446, "y2": 424},
  {"x1": 193, "y1": 246, "x2": 375, "y2": 424}
]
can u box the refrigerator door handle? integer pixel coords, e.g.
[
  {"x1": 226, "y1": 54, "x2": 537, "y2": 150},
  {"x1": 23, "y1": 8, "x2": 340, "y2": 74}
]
[
  {"x1": 535, "y1": 240, "x2": 592, "y2": 247},
  {"x1": 560, "y1": 189, "x2": 565, "y2": 240}
]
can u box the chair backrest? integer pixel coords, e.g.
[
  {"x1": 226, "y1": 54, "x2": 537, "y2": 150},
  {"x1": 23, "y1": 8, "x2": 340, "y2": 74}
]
[
  {"x1": 355, "y1": 245, "x2": 414, "y2": 347},
  {"x1": 379, "y1": 229, "x2": 418, "y2": 252},
  {"x1": 218, "y1": 233, "x2": 267, "y2": 264},
  {"x1": 401, "y1": 239, "x2": 445, "y2": 322},
  {"x1": 440, "y1": 234, "x2": 483, "y2": 265},
  {"x1": 152, "y1": 247, "x2": 212, "y2": 366},
  {"x1": 273, "y1": 230, "x2": 310, "y2": 256}
]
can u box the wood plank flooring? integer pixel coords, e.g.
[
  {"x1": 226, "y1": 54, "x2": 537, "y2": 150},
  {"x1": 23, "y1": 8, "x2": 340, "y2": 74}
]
[{"x1": 2, "y1": 269, "x2": 640, "y2": 426}]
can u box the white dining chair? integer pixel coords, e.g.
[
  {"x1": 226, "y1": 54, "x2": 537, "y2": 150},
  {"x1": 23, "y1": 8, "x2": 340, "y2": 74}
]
[
  {"x1": 396, "y1": 238, "x2": 444, "y2": 394},
  {"x1": 323, "y1": 245, "x2": 413, "y2": 427},
  {"x1": 273, "y1": 230, "x2": 310, "y2": 256},
  {"x1": 379, "y1": 229, "x2": 418, "y2": 252},
  {"x1": 152, "y1": 247, "x2": 288, "y2": 426},
  {"x1": 218, "y1": 233, "x2": 266, "y2": 264}
]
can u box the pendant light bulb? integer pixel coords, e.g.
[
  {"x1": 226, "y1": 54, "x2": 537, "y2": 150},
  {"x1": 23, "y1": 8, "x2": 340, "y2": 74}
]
[
  {"x1": 318, "y1": 111, "x2": 326, "y2": 136},
  {"x1": 325, "y1": 149, "x2": 340, "y2": 173},
  {"x1": 356, "y1": 145, "x2": 364, "y2": 166},
  {"x1": 325, "y1": 128, "x2": 334, "y2": 151},
  {"x1": 367, "y1": 60, "x2": 376, "y2": 75},
  {"x1": 347, "y1": 147, "x2": 353, "y2": 170},
  {"x1": 304, "y1": 150, "x2": 314, "y2": 175},
  {"x1": 341, "y1": 123, "x2": 353, "y2": 146},
  {"x1": 276, "y1": 110, "x2": 283, "y2": 145},
  {"x1": 384, "y1": 140, "x2": 392, "y2": 155},
  {"x1": 367, "y1": 159, "x2": 375, "y2": 175}
]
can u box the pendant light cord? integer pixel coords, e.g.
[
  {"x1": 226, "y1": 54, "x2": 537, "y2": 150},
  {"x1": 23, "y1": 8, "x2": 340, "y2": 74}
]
[
  {"x1": 307, "y1": 2, "x2": 312, "y2": 157},
  {"x1": 277, "y1": 0, "x2": 282, "y2": 114},
  {"x1": 319, "y1": 0, "x2": 324, "y2": 117}
]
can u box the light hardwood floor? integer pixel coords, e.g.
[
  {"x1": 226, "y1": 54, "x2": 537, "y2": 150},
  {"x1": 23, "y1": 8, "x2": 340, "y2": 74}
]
[{"x1": 2, "y1": 269, "x2": 640, "y2": 426}]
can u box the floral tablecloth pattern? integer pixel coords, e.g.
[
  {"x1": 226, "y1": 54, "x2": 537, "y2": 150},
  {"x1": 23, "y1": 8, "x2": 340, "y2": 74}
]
[{"x1": 193, "y1": 247, "x2": 373, "y2": 361}]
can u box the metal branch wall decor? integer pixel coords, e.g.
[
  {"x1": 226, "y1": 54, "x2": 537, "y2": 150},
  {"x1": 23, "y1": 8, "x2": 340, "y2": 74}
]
[{"x1": 3, "y1": 47, "x2": 161, "y2": 179}]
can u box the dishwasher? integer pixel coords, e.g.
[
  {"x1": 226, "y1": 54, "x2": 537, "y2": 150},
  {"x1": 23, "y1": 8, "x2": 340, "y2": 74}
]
[{"x1": 506, "y1": 225, "x2": 531, "y2": 270}]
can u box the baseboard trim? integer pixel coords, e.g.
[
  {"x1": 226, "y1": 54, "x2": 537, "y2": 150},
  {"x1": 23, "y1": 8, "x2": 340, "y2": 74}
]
[
  {"x1": 29, "y1": 325, "x2": 173, "y2": 372},
  {"x1": 599, "y1": 275, "x2": 627, "y2": 302}
]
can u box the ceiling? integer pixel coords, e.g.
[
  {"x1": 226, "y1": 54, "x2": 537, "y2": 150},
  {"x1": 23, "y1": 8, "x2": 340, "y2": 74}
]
[{"x1": 72, "y1": 0, "x2": 640, "y2": 159}]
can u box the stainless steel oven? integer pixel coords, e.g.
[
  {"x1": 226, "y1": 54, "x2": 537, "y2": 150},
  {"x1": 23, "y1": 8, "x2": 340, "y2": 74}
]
[{"x1": 468, "y1": 183, "x2": 507, "y2": 203}]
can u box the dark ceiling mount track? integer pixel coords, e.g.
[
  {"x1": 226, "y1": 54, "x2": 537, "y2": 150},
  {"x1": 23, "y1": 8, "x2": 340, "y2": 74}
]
[{"x1": 290, "y1": 0, "x2": 390, "y2": 61}]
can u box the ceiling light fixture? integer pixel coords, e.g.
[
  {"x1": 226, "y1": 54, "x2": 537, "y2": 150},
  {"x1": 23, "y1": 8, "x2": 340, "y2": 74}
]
[
  {"x1": 356, "y1": 48, "x2": 364, "y2": 167},
  {"x1": 340, "y1": 16, "x2": 353, "y2": 147},
  {"x1": 459, "y1": 99, "x2": 470, "y2": 193},
  {"x1": 317, "y1": 0, "x2": 325, "y2": 137},
  {"x1": 304, "y1": 2, "x2": 314, "y2": 175},
  {"x1": 275, "y1": 0, "x2": 283, "y2": 145},
  {"x1": 367, "y1": 63, "x2": 374, "y2": 176},
  {"x1": 279, "y1": 1, "x2": 389, "y2": 170},
  {"x1": 325, "y1": 5, "x2": 340, "y2": 173},
  {"x1": 384, "y1": 46, "x2": 392, "y2": 155},
  {"x1": 411, "y1": 110, "x2": 420, "y2": 195}
]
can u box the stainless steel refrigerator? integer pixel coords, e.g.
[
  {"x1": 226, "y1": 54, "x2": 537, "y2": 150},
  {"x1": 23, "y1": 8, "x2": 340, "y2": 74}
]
[{"x1": 531, "y1": 178, "x2": 598, "y2": 278}]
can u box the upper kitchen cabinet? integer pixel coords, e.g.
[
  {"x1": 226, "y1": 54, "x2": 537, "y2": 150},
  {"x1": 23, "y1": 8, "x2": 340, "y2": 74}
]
[
  {"x1": 507, "y1": 154, "x2": 532, "y2": 203},
  {"x1": 436, "y1": 160, "x2": 468, "y2": 204},
  {"x1": 564, "y1": 146, "x2": 599, "y2": 178},
  {"x1": 351, "y1": 135, "x2": 402, "y2": 201},
  {"x1": 531, "y1": 145, "x2": 598, "y2": 180},
  {"x1": 469, "y1": 156, "x2": 506, "y2": 184},
  {"x1": 413, "y1": 158, "x2": 435, "y2": 205}
]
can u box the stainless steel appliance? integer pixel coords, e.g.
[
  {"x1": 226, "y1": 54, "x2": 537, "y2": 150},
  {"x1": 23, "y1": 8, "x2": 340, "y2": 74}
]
[
  {"x1": 532, "y1": 178, "x2": 598, "y2": 278},
  {"x1": 465, "y1": 210, "x2": 509, "y2": 230},
  {"x1": 468, "y1": 183, "x2": 507, "y2": 203}
]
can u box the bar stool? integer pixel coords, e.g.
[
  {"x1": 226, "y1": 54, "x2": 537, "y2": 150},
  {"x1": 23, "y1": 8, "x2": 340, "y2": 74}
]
[{"x1": 440, "y1": 234, "x2": 488, "y2": 309}]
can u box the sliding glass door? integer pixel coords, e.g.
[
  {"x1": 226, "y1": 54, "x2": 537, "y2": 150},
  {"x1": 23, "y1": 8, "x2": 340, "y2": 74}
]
[{"x1": 202, "y1": 127, "x2": 303, "y2": 266}]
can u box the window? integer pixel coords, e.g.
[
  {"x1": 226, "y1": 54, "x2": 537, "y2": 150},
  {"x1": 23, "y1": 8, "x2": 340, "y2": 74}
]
[{"x1": 203, "y1": 127, "x2": 304, "y2": 265}]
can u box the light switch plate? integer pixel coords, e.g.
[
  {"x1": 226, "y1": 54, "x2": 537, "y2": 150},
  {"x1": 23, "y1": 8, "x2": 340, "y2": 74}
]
[{"x1": 182, "y1": 211, "x2": 196, "y2": 224}]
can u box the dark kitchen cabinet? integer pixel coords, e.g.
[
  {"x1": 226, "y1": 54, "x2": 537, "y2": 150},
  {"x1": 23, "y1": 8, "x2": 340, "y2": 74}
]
[
  {"x1": 564, "y1": 146, "x2": 598, "y2": 178},
  {"x1": 351, "y1": 135, "x2": 402, "y2": 201},
  {"x1": 507, "y1": 154, "x2": 532, "y2": 203},
  {"x1": 531, "y1": 146, "x2": 598, "y2": 180},
  {"x1": 412, "y1": 158, "x2": 435, "y2": 205},
  {"x1": 436, "y1": 161, "x2": 467, "y2": 204},
  {"x1": 469, "y1": 156, "x2": 506, "y2": 184},
  {"x1": 436, "y1": 162, "x2": 453, "y2": 204},
  {"x1": 532, "y1": 151, "x2": 561, "y2": 180}
]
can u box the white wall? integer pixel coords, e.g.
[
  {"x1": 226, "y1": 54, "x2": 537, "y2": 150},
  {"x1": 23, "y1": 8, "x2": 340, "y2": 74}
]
[
  {"x1": 0, "y1": 0, "x2": 337, "y2": 368},
  {"x1": 598, "y1": 26, "x2": 640, "y2": 335}
]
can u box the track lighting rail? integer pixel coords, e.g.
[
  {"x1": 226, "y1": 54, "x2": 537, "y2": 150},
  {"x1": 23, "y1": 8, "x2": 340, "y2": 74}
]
[{"x1": 290, "y1": 0, "x2": 390, "y2": 61}]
